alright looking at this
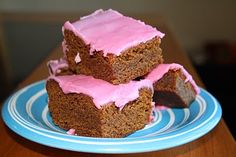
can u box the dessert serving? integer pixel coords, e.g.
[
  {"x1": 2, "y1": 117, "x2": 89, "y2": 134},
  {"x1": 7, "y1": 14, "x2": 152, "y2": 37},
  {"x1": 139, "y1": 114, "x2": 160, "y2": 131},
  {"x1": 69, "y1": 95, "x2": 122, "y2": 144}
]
[
  {"x1": 46, "y1": 75, "x2": 153, "y2": 138},
  {"x1": 145, "y1": 63, "x2": 200, "y2": 108},
  {"x1": 62, "y1": 9, "x2": 164, "y2": 84},
  {"x1": 46, "y1": 9, "x2": 200, "y2": 138}
]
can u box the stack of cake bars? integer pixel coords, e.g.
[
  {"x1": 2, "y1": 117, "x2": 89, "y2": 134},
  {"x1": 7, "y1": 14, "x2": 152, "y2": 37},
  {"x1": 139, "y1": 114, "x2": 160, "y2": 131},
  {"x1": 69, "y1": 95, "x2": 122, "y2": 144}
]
[{"x1": 46, "y1": 9, "x2": 199, "y2": 138}]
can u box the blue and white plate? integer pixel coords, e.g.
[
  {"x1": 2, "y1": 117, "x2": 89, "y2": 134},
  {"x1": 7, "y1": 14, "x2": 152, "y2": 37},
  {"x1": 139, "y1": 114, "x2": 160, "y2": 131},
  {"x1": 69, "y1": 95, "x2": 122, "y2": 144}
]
[{"x1": 2, "y1": 80, "x2": 222, "y2": 154}]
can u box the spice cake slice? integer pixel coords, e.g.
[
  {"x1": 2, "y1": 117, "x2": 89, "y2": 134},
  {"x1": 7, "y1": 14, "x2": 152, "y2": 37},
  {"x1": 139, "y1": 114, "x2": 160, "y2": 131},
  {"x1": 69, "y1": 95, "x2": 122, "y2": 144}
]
[
  {"x1": 62, "y1": 9, "x2": 165, "y2": 84},
  {"x1": 46, "y1": 75, "x2": 153, "y2": 138},
  {"x1": 146, "y1": 63, "x2": 200, "y2": 108}
]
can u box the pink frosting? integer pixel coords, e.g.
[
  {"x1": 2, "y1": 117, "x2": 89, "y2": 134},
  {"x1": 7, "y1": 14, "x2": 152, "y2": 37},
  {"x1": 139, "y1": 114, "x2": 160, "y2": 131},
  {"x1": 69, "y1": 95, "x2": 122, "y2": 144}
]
[
  {"x1": 61, "y1": 40, "x2": 68, "y2": 57},
  {"x1": 47, "y1": 58, "x2": 68, "y2": 75},
  {"x1": 145, "y1": 63, "x2": 200, "y2": 94},
  {"x1": 62, "y1": 9, "x2": 165, "y2": 56},
  {"x1": 74, "y1": 53, "x2": 81, "y2": 63},
  {"x1": 66, "y1": 128, "x2": 76, "y2": 135},
  {"x1": 156, "y1": 105, "x2": 169, "y2": 111},
  {"x1": 49, "y1": 75, "x2": 153, "y2": 109}
]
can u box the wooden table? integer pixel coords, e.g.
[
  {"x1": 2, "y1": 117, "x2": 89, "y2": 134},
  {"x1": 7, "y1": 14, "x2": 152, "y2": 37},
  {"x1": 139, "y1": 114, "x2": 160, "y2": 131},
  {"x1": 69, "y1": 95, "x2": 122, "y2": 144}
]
[{"x1": 0, "y1": 15, "x2": 235, "y2": 157}]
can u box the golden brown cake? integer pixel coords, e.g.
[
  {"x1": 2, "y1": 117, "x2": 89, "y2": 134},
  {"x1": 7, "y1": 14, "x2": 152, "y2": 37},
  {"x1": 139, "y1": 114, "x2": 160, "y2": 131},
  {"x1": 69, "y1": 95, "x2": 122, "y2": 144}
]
[
  {"x1": 46, "y1": 75, "x2": 153, "y2": 138},
  {"x1": 153, "y1": 70, "x2": 197, "y2": 108},
  {"x1": 145, "y1": 63, "x2": 200, "y2": 108}
]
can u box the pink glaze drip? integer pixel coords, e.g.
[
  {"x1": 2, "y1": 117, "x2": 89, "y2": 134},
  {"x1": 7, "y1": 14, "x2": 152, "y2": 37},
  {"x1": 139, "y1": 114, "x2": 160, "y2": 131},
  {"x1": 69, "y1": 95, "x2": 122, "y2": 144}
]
[
  {"x1": 75, "y1": 53, "x2": 81, "y2": 63},
  {"x1": 62, "y1": 9, "x2": 165, "y2": 56},
  {"x1": 62, "y1": 40, "x2": 81, "y2": 63},
  {"x1": 145, "y1": 63, "x2": 200, "y2": 94},
  {"x1": 47, "y1": 58, "x2": 68, "y2": 75},
  {"x1": 49, "y1": 75, "x2": 153, "y2": 109},
  {"x1": 66, "y1": 128, "x2": 76, "y2": 135},
  {"x1": 156, "y1": 105, "x2": 169, "y2": 111},
  {"x1": 61, "y1": 40, "x2": 68, "y2": 57}
]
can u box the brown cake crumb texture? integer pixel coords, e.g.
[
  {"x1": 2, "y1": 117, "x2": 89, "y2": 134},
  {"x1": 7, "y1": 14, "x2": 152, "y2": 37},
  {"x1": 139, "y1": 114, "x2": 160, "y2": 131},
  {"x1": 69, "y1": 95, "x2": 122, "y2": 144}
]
[
  {"x1": 46, "y1": 79, "x2": 153, "y2": 138},
  {"x1": 64, "y1": 29, "x2": 163, "y2": 85},
  {"x1": 153, "y1": 69, "x2": 196, "y2": 108}
]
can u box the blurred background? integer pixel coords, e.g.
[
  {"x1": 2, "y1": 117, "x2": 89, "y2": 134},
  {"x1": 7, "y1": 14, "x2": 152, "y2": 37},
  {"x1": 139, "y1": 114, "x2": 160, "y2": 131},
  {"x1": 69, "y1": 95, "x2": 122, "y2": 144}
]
[{"x1": 0, "y1": 0, "x2": 235, "y2": 138}]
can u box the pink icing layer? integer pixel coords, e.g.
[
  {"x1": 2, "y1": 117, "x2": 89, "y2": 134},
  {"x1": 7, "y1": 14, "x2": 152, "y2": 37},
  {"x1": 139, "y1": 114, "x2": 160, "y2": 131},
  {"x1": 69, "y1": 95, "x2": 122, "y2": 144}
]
[
  {"x1": 49, "y1": 75, "x2": 153, "y2": 109},
  {"x1": 145, "y1": 63, "x2": 200, "y2": 94},
  {"x1": 47, "y1": 58, "x2": 68, "y2": 75},
  {"x1": 62, "y1": 9, "x2": 165, "y2": 56}
]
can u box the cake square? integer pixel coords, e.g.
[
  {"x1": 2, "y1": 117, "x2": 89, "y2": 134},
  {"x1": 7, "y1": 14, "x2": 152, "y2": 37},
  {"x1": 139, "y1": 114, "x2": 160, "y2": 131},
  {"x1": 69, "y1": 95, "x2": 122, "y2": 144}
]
[
  {"x1": 145, "y1": 63, "x2": 200, "y2": 108},
  {"x1": 46, "y1": 75, "x2": 153, "y2": 138},
  {"x1": 62, "y1": 9, "x2": 164, "y2": 84}
]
